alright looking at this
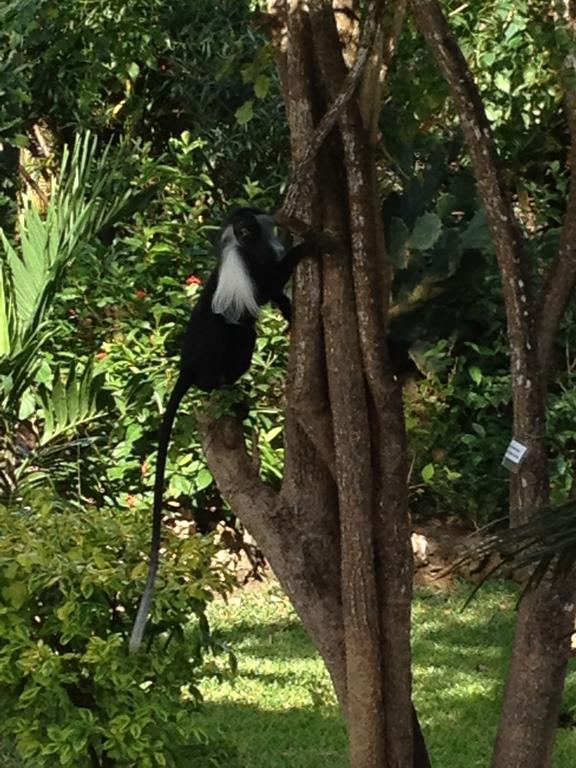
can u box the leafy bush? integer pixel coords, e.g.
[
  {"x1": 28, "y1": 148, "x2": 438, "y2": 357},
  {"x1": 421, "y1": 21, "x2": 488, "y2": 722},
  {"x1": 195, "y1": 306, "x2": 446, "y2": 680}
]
[
  {"x1": 0, "y1": 498, "x2": 234, "y2": 767},
  {"x1": 0, "y1": 132, "x2": 155, "y2": 502},
  {"x1": 406, "y1": 339, "x2": 512, "y2": 523}
]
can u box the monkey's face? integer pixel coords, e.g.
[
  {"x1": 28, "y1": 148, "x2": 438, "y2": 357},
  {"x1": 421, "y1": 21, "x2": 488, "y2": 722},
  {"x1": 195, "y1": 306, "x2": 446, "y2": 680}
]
[
  {"x1": 232, "y1": 212, "x2": 261, "y2": 248},
  {"x1": 256, "y1": 214, "x2": 285, "y2": 261},
  {"x1": 227, "y1": 209, "x2": 285, "y2": 266}
]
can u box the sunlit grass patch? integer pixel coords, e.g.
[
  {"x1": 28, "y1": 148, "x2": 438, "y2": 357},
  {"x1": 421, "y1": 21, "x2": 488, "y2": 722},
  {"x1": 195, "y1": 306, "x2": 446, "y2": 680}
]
[
  {"x1": 198, "y1": 581, "x2": 347, "y2": 768},
  {"x1": 199, "y1": 578, "x2": 576, "y2": 768}
]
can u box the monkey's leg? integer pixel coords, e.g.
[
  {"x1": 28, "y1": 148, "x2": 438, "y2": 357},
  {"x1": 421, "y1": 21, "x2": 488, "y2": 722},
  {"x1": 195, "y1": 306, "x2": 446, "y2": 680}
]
[{"x1": 273, "y1": 292, "x2": 292, "y2": 325}]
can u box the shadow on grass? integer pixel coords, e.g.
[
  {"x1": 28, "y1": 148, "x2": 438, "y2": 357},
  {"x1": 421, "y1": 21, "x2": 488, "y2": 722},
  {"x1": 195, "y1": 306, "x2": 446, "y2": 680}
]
[
  {"x1": 212, "y1": 616, "x2": 320, "y2": 661},
  {"x1": 412, "y1": 583, "x2": 576, "y2": 767},
  {"x1": 204, "y1": 581, "x2": 576, "y2": 768},
  {"x1": 196, "y1": 701, "x2": 348, "y2": 768}
]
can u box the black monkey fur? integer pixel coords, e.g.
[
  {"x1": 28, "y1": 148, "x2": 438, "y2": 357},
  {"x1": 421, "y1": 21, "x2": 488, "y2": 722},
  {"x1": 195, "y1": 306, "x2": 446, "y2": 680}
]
[{"x1": 129, "y1": 208, "x2": 316, "y2": 652}]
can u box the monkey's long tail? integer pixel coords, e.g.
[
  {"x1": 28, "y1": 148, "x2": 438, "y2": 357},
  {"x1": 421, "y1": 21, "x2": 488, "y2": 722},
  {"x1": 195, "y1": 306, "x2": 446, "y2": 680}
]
[{"x1": 129, "y1": 376, "x2": 189, "y2": 653}]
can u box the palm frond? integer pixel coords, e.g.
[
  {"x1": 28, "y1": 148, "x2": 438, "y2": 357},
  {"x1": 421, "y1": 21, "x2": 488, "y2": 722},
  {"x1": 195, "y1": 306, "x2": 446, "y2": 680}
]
[
  {"x1": 456, "y1": 501, "x2": 576, "y2": 591},
  {"x1": 38, "y1": 360, "x2": 106, "y2": 446},
  {"x1": 0, "y1": 261, "x2": 15, "y2": 357},
  {"x1": 0, "y1": 131, "x2": 155, "y2": 406}
]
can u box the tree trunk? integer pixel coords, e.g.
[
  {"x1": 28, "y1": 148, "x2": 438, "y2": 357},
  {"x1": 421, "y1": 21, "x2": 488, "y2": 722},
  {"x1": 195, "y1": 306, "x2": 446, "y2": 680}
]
[{"x1": 199, "y1": 1, "x2": 430, "y2": 766}]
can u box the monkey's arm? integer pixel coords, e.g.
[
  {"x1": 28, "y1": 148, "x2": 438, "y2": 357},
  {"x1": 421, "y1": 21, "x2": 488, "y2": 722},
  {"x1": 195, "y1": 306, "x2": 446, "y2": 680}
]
[
  {"x1": 274, "y1": 240, "x2": 319, "y2": 289},
  {"x1": 273, "y1": 292, "x2": 292, "y2": 324},
  {"x1": 269, "y1": 239, "x2": 320, "y2": 324}
]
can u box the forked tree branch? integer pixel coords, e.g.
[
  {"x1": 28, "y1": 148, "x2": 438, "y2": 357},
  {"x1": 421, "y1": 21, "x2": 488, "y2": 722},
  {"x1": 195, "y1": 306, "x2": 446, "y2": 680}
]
[
  {"x1": 198, "y1": 412, "x2": 309, "y2": 574},
  {"x1": 198, "y1": 414, "x2": 288, "y2": 531},
  {"x1": 360, "y1": 0, "x2": 407, "y2": 140},
  {"x1": 536, "y1": 5, "x2": 576, "y2": 377},
  {"x1": 410, "y1": 0, "x2": 533, "y2": 363},
  {"x1": 278, "y1": 0, "x2": 380, "y2": 224},
  {"x1": 537, "y1": 92, "x2": 576, "y2": 377}
]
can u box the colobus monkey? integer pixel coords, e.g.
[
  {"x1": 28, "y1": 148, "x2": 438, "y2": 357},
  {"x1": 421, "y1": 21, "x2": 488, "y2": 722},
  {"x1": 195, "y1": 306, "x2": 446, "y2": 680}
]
[{"x1": 129, "y1": 208, "x2": 316, "y2": 653}]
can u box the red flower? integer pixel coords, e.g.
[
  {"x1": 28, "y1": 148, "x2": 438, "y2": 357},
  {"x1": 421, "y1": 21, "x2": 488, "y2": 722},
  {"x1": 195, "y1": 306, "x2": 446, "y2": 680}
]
[
  {"x1": 134, "y1": 289, "x2": 148, "y2": 300},
  {"x1": 185, "y1": 275, "x2": 202, "y2": 286},
  {"x1": 125, "y1": 494, "x2": 137, "y2": 508}
]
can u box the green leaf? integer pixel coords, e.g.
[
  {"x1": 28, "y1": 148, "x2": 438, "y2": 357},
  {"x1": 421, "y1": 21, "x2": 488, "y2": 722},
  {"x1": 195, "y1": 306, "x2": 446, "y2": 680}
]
[
  {"x1": 468, "y1": 366, "x2": 482, "y2": 385},
  {"x1": 472, "y1": 422, "x2": 486, "y2": 438},
  {"x1": 436, "y1": 192, "x2": 458, "y2": 219},
  {"x1": 235, "y1": 100, "x2": 254, "y2": 125},
  {"x1": 462, "y1": 211, "x2": 493, "y2": 252},
  {"x1": 18, "y1": 389, "x2": 36, "y2": 420},
  {"x1": 4, "y1": 581, "x2": 27, "y2": 609},
  {"x1": 39, "y1": 360, "x2": 104, "y2": 445},
  {"x1": 408, "y1": 213, "x2": 442, "y2": 251},
  {"x1": 388, "y1": 217, "x2": 410, "y2": 267},
  {"x1": 0, "y1": 263, "x2": 13, "y2": 357},
  {"x1": 263, "y1": 426, "x2": 282, "y2": 443},
  {"x1": 52, "y1": 378, "x2": 68, "y2": 433},
  {"x1": 254, "y1": 74, "x2": 269, "y2": 99},
  {"x1": 494, "y1": 72, "x2": 511, "y2": 93},
  {"x1": 127, "y1": 62, "x2": 140, "y2": 81},
  {"x1": 422, "y1": 464, "x2": 435, "y2": 483},
  {"x1": 196, "y1": 468, "x2": 213, "y2": 491},
  {"x1": 12, "y1": 134, "x2": 29, "y2": 148}
]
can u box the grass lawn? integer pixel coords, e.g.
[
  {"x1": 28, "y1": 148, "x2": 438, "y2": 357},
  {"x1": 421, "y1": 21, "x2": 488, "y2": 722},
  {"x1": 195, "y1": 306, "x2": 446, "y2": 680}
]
[{"x1": 198, "y1": 578, "x2": 576, "y2": 768}]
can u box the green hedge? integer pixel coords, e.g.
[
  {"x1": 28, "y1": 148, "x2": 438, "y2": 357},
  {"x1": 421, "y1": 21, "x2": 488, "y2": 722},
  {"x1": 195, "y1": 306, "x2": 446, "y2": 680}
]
[{"x1": 0, "y1": 499, "x2": 234, "y2": 767}]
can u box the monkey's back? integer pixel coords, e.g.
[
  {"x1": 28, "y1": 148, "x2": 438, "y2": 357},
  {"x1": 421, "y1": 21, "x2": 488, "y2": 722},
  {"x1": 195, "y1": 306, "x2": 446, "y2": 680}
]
[{"x1": 180, "y1": 276, "x2": 257, "y2": 392}]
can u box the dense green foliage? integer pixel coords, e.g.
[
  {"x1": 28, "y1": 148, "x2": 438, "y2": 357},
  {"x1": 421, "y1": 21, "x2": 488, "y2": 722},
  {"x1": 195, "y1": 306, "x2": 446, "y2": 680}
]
[
  {"x1": 0, "y1": 0, "x2": 288, "y2": 514},
  {"x1": 2, "y1": 0, "x2": 574, "y2": 525},
  {"x1": 383, "y1": 0, "x2": 576, "y2": 519},
  {"x1": 0, "y1": 499, "x2": 233, "y2": 767}
]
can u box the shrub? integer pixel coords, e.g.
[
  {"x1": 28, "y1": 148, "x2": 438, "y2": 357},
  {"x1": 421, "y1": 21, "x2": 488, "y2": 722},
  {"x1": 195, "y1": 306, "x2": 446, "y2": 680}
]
[
  {"x1": 406, "y1": 339, "x2": 512, "y2": 523},
  {"x1": 0, "y1": 497, "x2": 234, "y2": 767}
]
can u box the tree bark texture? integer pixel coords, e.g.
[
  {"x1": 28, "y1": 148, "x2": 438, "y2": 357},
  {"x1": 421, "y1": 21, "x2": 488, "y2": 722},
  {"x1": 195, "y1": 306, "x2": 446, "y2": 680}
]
[
  {"x1": 198, "y1": 1, "x2": 430, "y2": 766},
  {"x1": 410, "y1": 1, "x2": 576, "y2": 767}
]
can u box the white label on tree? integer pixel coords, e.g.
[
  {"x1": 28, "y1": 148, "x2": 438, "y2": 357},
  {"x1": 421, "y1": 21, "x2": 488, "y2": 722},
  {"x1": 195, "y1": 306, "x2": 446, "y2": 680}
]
[{"x1": 502, "y1": 439, "x2": 528, "y2": 474}]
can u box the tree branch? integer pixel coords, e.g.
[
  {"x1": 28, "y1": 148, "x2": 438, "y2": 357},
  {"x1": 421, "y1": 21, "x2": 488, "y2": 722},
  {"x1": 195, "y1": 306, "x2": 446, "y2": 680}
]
[
  {"x1": 360, "y1": 0, "x2": 407, "y2": 141},
  {"x1": 278, "y1": 0, "x2": 380, "y2": 223},
  {"x1": 410, "y1": 0, "x2": 532, "y2": 360},
  {"x1": 536, "y1": 6, "x2": 576, "y2": 378},
  {"x1": 198, "y1": 414, "x2": 289, "y2": 533},
  {"x1": 18, "y1": 164, "x2": 49, "y2": 208},
  {"x1": 198, "y1": 410, "x2": 347, "y2": 704},
  {"x1": 411, "y1": 0, "x2": 549, "y2": 524},
  {"x1": 272, "y1": 0, "x2": 337, "y2": 471}
]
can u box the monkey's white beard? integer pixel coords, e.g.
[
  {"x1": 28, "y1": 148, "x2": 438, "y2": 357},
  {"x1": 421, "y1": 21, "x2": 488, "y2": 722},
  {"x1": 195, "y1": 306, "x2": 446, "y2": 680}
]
[{"x1": 211, "y1": 234, "x2": 260, "y2": 323}]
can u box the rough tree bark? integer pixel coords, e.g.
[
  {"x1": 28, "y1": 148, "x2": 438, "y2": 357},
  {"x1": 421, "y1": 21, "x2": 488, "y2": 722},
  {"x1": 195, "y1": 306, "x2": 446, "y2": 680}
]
[
  {"x1": 410, "y1": 1, "x2": 576, "y2": 767},
  {"x1": 199, "y1": 1, "x2": 430, "y2": 766}
]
